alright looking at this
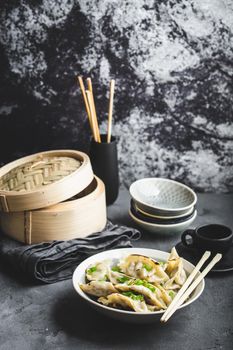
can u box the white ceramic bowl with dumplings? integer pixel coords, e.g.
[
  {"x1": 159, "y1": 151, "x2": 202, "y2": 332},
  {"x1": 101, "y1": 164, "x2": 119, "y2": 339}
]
[{"x1": 72, "y1": 247, "x2": 205, "y2": 323}]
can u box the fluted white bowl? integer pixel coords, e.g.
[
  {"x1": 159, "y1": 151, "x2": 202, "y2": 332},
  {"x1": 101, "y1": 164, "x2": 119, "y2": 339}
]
[{"x1": 130, "y1": 178, "x2": 197, "y2": 216}]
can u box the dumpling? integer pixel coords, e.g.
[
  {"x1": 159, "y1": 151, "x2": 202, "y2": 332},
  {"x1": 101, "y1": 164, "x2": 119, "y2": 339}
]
[
  {"x1": 119, "y1": 254, "x2": 155, "y2": 278},
  {"x1": 119, "y1": 255, "x2": 169, "y2": 283},
  {"x1": 163, "y1": 280, "x2": 180, "y2": 290},
  {"x1": 108, "y1": 269, "x2": 132, "y2": 285},
  {"x1": 173, "y1": 260, "x2": 186, "y2": 285},
  {"x1": 165, "y1": 247, "x2": 180, "y2": 275},
  {"x1": 164, "y1": 248, "x2": 187, "y2": 290},
  {"x1": 98, "y1": 293, "x2": 149, "y2": 312},
  {"x1": 115, "y1": 280, "x2": 167, "y2": 309},
  {"x1": 147, "y1": 265, "x2": 169, "y2": 284},
  {"x1": 80, "y1": 281, "x2": 118, "y2": 297},
  {"x1": 155, "y1": 284, "x2": 174, "y2": 305},
  {"x1": 85, "y1": 260, "x2": 110, "y2": 281},
  {"x1": 147, "y1": 304, "x2": 161, "y2": 312}
]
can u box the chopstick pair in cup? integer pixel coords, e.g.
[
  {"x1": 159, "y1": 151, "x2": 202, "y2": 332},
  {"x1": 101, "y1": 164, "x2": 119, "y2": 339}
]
[
  {"x1": 78, "y1": 76, "x2": 115, "y2": 143},
  {"x1": 78, "y1": 76, "x2": 119, "y2": 205},
  {"x1": 160, "y1": 251, "x2": 222, "y2": 323}
]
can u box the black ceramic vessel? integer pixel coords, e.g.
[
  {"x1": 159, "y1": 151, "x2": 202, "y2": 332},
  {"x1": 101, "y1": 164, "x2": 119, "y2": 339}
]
[
  {"x1": 89, "y1": 134, "x2": 119, "y2": 205},
  {"x1": 181, "y1": 224, "x2": 233, "y2": 255}
]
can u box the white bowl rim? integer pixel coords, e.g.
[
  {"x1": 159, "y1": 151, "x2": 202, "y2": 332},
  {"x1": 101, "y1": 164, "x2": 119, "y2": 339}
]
[
  {"x1": 129, "y1": 208, "x2": 197, "y2": 228},
  {"x1": 72, "y1": 247, "x2": 204, "y2": 316},
  {"x1": 135, "y1": 203, "x2": 194, "y2": 219},
  {"x1": 129, "y1": 178, "x2": 197, "y2": 212}
]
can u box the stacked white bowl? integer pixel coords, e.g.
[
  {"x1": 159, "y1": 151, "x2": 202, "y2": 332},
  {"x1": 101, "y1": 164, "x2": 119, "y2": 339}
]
[{"x1": 129, "y1": 178, "x2": 197, "y2": 235}]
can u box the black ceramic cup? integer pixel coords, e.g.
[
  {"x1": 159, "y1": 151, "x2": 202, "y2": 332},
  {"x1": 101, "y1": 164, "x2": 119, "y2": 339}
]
[
  {"x1": 89, "y1": 134, "x2": 119, "y2": 205},
  {"x1": 181, "y1": 224, "x2": 233, "y2": 255}
]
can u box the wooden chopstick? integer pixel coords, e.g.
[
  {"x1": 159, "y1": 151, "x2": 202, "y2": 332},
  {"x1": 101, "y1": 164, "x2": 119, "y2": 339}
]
[
  {"x1": 86, "y1": 89, "x2": 101, "y2": 143},
  {"x1": 86, "y1": 78, "x2": 101, "y2": 142},
  {"x1": 86, "y1": 90, "x2": 98, "y2": 142},
  {"x1": 160, "y1": 251, "x2": 211, "y2": 322},
  {"x1": 78, "y1": 76, "x2": 116, "y2": 143},
  {"x1": 107, "y1": 79, "x2": 115, "y2": 143},
  {"x1": 161, "y1": 253, "x2": 222, "y2": 323},
  {"x1": 77, "y1": 76, "x2": 93, "y2": 132},
  {"x1": 86, "y1": 77, "x2": 93, "y2": 93}
]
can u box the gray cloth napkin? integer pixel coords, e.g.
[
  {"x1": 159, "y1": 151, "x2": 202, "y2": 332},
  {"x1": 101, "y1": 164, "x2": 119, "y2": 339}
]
[{"x1": 0, "y1": 221, "x2": 140, "y2": 284}]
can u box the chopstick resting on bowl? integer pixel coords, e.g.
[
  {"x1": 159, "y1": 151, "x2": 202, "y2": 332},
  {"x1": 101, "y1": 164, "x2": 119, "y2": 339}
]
[
  {"x1": 160, "y1": 251, "x2": 210, "y2": 322},
  {"x1": 161, "y1": 251, "x2": 222, "y2": 323}
]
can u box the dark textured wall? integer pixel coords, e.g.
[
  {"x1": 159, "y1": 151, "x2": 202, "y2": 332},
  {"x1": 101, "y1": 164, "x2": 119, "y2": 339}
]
[{"x1": 0, "y1": 0, "x2": 232, "y2": 192}]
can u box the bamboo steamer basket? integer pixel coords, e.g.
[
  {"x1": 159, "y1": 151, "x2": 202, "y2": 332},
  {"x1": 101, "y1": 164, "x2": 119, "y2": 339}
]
[
  {"x1": 0, "y1": 176, "x2": 106, "y2": 244},
  {"x1": 0, "y1": 150, "x2": 94, "y2": 212}
]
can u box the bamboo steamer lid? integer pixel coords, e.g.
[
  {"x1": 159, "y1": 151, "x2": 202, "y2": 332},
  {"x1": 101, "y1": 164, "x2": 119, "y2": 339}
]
[
  {"x1": 0, "y1": 150, "x2": 94, "y2": 212},
  {"x1": 0, "y1": 176, "x2": 106, "y2": 244}
]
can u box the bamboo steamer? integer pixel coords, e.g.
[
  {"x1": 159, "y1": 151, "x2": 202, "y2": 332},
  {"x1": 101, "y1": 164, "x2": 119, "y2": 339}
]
[
  {"x1": 0, "y1": 150, "x2": 94, "y2": 212},
  {"x1": 0, "y1": 176, "x2": 106, "y2": 244}
]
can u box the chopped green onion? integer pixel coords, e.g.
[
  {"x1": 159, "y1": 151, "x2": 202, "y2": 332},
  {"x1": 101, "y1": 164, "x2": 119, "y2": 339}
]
[
  {"x1": 134, "y1": 279, "x2": 156, "y2": 292},
  {"x1": 122, "y1": 291, "x2": 144, "y2": 301},
  {"x1": 117, "y1": 276, "x2": 130, "y2": 283},
  {"x1": 111, "y1": 266, "x2": 122, "y2": 272},
  {"x1": 87, "y1": 266, "x2": 97, "y2": 274},
  {"x1": 169, "y1": 291, "x2": 175, "y2": 299},
  {"x1": 143, "y1": 263, "x2": 153, "y2": 271},
  {"x1": 158, "y1": 261, "x2": 165, "y2": 266},
  {"x1": 134, "y1": 279, "x2": 144, "y2": 285},
  {"x1": 144, "y1": 282, "x2": 155, "y2": 293}
]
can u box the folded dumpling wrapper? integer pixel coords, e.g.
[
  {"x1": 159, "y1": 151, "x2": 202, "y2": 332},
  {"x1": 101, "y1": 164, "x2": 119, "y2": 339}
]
[
  {"x1": 98, "y1": 293, "x2": 149, "y2": 313},
  {"x1": 115, "y1": 282, "x2": 167, "y2": 309},
  {"x1": 119, "y1": 254, "x2": 169, "y2": 283},
  {"x1": 86, "y1": 260, "x2": 111, "y2": 281},
  {"x1": 80, "y1": 280, "x2": 118, "y2": 297},
  {"x1": 164, "y1": 247, "x2": 187, "y2": 290}
]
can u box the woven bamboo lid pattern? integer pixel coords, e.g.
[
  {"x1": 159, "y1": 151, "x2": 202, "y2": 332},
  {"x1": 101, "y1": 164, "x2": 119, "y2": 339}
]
[
  {"x1": 0, "y1": 150, "x2": 94, "y2": 212},
  {"x1": 0, "y1": 156, "x2": 81, "y2": 192}
]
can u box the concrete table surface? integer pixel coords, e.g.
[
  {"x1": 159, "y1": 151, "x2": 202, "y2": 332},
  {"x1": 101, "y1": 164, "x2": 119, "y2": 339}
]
[{"x1": 0, "y1": 189, "x2": 233, "y2": 350}]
